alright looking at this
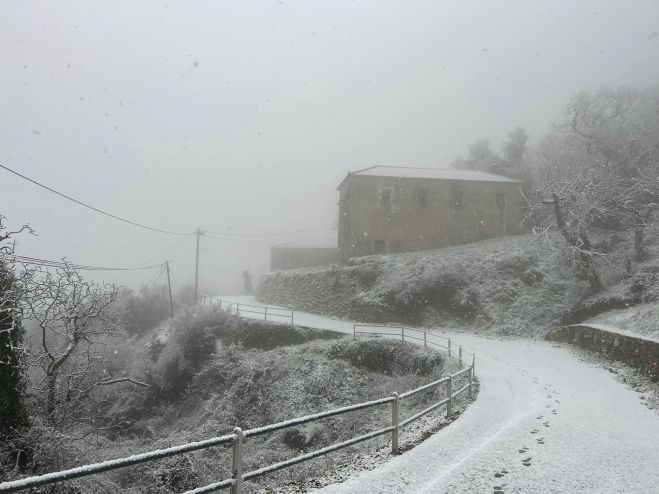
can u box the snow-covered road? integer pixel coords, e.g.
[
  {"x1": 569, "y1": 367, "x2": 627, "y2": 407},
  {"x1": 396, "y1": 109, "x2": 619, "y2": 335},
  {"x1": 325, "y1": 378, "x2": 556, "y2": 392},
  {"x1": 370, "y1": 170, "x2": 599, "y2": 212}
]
[{"x1": 219, "y1": 297, "x2": 659, "y2": 493}]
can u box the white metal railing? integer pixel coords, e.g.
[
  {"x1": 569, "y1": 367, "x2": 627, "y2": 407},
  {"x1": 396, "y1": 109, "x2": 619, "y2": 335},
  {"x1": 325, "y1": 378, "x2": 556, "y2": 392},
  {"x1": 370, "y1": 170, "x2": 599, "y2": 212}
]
[
  {"x1": 0, "y1": 321, "x2": 475, "y2": 494},
  {"x1": 353, "y1": 323, "x2": 474, "y2": 369},
  {"x1": 201, "y1": 297, "x2": 295, "y2": 326}
]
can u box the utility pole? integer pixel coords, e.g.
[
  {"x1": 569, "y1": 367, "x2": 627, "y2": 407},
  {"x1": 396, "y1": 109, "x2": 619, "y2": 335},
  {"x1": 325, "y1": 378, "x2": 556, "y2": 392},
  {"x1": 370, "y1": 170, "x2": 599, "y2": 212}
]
[
  {"x1": 194, "y1": 226, "x2": 203, "y2": 305},
  {"x1": 165, "y1": 260, "x2": 174, "y2": 318}
]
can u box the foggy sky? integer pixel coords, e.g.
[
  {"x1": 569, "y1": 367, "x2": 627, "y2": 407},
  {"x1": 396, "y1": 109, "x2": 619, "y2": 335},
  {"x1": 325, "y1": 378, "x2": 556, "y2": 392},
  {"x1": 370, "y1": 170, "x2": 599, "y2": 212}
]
[{"x1": 1, "y1": 0, "x2": 658, "y2": 293}]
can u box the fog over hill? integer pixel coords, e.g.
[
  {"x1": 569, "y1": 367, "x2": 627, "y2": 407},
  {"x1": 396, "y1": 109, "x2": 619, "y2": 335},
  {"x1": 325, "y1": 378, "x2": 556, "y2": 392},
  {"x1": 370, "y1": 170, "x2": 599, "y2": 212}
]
[{"x1": 1, "y1": 1, "x2": 659, "y2": 292}]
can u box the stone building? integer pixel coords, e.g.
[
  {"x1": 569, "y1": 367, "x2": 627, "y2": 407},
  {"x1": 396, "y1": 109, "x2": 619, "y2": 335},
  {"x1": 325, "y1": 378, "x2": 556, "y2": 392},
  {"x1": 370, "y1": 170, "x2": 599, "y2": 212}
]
[
  {"x1": 270, "y1": 238, "x2": 339, "y2": 271},
  {"x1": 337, "y1": 166, "x2": 525, "y2": 262}
]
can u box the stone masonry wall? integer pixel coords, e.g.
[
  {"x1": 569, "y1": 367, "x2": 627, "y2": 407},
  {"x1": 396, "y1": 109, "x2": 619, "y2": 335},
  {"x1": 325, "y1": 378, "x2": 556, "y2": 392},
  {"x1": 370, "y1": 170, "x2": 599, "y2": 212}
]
[
  {"x1": 257, "y1": 265, "x2": 395, "y2": 323},
  {"x1": 257, "y1": 267, "x2": 359, "y2": 319},
  {"x1": 545, "y1": 325, "x2": 659, "y2": 381}
]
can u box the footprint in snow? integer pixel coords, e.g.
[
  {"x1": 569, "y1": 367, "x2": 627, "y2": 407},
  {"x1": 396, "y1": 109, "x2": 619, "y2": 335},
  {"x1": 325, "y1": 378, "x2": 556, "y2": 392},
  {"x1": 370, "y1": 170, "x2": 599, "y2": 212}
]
[
  {"x1": 542, "y1": 421, "x2": 550, "y2": 428},
  {"x1": 493, "y1": 469, "x2": 508, "y2": 478},
  {"x1": 536, "y1": 437, "x2": 545, "y2": 444},
  {"x1": 554, "y1": 399, "x2": 560, "y2": 403},
  {"x1": 522, "y1": 457, "x2": 532, "y2": 467},
  {"x1": 493, "y1": 486, "x2": 505, "y2": 493},
  {"x1": 519, "y1": 446, "x2": 529, "y2": 453},
  {"x1": 530, "y1": 428, "x2": 539, "y2": 434},
  {"x1": 546, "y1": 404, "x2": 552, "y2": 408},
  {"x1": 551, "y1": 409, "x2": 557, "y2": 415},
  {"x1": 536, "y1": 415, "x2": 543, "y2": 419}
]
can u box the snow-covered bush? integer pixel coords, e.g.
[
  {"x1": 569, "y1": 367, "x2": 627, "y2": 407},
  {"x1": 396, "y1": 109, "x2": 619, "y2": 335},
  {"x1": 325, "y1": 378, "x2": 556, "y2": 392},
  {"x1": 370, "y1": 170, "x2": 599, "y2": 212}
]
[
  {"x1": 118, "y1": 285, "x2": 172, "y2": 337},
  {"x1": 327, "y1": 339, "x2": 444, "y2": 376},
  {"x1": 220, "y1": 319, "x2": 340, "y2": 350},
  {"x1": 375, "y1": 264, "x2": 464, "y2": 321}
]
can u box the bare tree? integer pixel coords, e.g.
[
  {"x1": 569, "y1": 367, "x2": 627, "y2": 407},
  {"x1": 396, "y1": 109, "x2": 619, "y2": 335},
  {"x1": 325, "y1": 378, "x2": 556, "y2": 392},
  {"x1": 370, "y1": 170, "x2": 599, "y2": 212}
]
[
  {"x1": 556, "y1": 86, "x2": 659, "y2": 259},
  {"x1": 21, "y1": 262, "x2": 147, "y2": 429},
  {"x1": 525, "y1": 86, "x2": 659, "y2": 290}
]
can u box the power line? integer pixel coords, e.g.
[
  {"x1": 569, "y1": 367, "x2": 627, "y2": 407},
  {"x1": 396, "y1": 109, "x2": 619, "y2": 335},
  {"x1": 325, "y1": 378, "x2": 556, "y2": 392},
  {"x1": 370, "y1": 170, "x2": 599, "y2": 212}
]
[
  {"x1": 0, "y1": 163, "x2": 192, "y2": 236},
  {"x1": 1, "y1": 163, "x2": 336, "y2": 239},
  {"x1": 145, "y1": 264, "x2": 165, "y2": 290},
  {"x1": 7, "y1": 254, "x2": 164, "y2": 271},
  {"x1": 204, "y1": 234, "x2": 270, "y2": 246},
  {"x1": 110, "y1": 233, "x2": 194, "y2": 283},
  {"x1": 206, "y1": 222, "x2": 336, "y2": 237}
]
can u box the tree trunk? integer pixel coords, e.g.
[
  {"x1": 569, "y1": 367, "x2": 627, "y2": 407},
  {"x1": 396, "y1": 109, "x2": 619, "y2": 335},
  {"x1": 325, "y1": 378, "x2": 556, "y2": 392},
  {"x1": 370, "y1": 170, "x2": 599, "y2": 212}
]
[
  {"x1": 47, "y1": 372, "x2": 57, "y2": 422},
  {"x1": 552, "y1": 194, "x2": 602, "y2": 291}
]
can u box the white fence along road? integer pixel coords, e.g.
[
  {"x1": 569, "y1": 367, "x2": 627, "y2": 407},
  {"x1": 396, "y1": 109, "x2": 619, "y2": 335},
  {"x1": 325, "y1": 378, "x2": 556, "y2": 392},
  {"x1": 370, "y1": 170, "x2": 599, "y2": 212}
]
[{"x1": 221, "y1": 296, "x2": 659, "y2": 494}]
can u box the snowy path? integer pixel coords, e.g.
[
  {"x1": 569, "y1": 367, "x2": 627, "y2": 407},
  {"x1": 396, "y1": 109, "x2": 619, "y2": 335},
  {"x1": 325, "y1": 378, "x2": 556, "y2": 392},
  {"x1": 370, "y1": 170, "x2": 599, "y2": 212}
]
[{"x1": 219, "y1": 297, "x2": 659, "y2": 493}]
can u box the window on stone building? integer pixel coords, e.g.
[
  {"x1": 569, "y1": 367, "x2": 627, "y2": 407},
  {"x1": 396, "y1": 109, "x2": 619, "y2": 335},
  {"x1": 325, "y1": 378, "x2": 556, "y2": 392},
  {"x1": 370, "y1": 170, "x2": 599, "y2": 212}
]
[
  {"x1": 452, "y1": 189, "x2": 464, "y2": 211},
  {"x1": 380, "y1": 188, "x2": 393, "y2": 209},
  {"x1": 417, "y1": 189, "x2": 428, "y2": 208},
  {"x1": 496, "y1": 192, "x2": 506, "y2": 209}
]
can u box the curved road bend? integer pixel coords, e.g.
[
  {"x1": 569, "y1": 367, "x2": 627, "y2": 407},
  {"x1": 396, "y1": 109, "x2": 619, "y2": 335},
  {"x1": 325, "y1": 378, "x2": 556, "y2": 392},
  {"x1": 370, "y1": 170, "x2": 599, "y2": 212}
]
[{"x1": 221, "y1": 297, "x2": 659, "y2": 493}]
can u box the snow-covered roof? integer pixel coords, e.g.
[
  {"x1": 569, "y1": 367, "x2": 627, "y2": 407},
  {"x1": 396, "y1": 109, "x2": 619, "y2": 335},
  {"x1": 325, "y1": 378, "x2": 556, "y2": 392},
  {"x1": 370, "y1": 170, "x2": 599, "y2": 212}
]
[
  {"x1": 347, "y1": 166, "x2": 519, "y2": 183},
  {"x1": 271, "y1": 238, "x2": 338, "y2": 250}
]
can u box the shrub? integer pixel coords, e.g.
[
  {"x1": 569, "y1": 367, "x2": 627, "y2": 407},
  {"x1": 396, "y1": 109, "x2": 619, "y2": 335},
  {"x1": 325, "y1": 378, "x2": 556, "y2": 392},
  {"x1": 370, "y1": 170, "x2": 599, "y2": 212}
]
[
  {"x1": 377, "y1": 264, "x2": 464, "y2": 320},
  {"x1": 119, "y1": 285, "x2": 172, "y2": 337},
  {"x1": 327, "y1": 339, "x2": 443, "y2": 376},
  {"x1": 450, "y1": 287, "x2": 480, "y2": 317},
  {"x1": 221, "y1": 319, "x2": 341, "y2": 350},
  {"x1": 495, "y1": 254, "x2": 534, "y2": 277},
  {"x1": 151, "y1": 351, "x2": 195, "y2": 401},
  {"x1": 0, "y1": 420, "x2": 120, "y2": 490},
  {"x1": 174, "y1": 315, "x2": 217, "y2": 371},
  {"x1": 282, "y1": 428, "x2": 307, "y2": 450},
  {"x1": 144, "y1": 310, "x2": 224, "y2": 403},
  {"x1": 120, "y1": 455, "x2": 202, "y2": 493},
  {"x1": 349, "y1": 261, "x2": 382, "y2": 288}
]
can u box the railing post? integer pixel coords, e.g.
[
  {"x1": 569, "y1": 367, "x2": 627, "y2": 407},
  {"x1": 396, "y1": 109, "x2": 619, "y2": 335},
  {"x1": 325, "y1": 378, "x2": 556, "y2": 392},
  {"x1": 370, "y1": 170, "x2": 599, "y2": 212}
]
[
  {"x1": 448, "y1": 339, "x2": 452, "y2": 357},
  {"x1": 423, "y1": 330, "x2": 427, "y2": 347},
  {"x1": 471, "y1": 354, "x2": 476, "y2": 379},
  {"x1": 291, "y1": 310, "x2": 294, "y2": 327},
  {"x1": 401, "y1": 327, "x2": 405, "y2": 342},
  {"x1": 353, "y1": 324, "x2": 356, "y2": 339},
  {"x1": 446, "y1": 375, "x2": 452, "y2": 418},
  {"x1": 231, "y1": 427, "x2": 244, "y2": 494},
  {"x1": 459, "y1": 346, "x2": 463, "y2": 366},
  {"x1": 264, "y1": 307, "x2": 268, "y2": 321},
  {"x1": 468, "y1": 366, "x2": 473, "y2": 399},
  {"x1": 236, "y1": 303, "x2": 240, "y2": 317},
  {"x1": 391, "y1": 392, "x2": 400, "y2": 454}
]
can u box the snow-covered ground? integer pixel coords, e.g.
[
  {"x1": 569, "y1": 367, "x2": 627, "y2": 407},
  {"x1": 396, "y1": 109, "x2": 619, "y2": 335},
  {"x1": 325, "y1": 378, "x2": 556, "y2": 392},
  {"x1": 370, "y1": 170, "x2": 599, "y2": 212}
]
[{"x1": 219, "y1": 296, "x2": 659, "y2": 493}]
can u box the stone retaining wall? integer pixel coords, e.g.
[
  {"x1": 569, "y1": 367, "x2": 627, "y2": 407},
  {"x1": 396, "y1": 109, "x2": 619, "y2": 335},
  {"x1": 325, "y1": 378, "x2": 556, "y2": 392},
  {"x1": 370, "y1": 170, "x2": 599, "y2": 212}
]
[
  {"x1": 545, "y1": 325, "x2": 659, "y2": 381},
  {"x1": 257, "y1": 266, "x2": 395, "y2": 323},
  {"x1": 257, "y1": 267, "x2": 359, "y2": 318}
]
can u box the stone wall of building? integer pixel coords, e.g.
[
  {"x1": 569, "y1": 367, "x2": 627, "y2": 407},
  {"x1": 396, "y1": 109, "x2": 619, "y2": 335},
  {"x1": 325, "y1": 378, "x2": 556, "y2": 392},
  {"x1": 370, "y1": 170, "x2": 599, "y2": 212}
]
[
  {"x1": 338, "y1": 175, "x2": 527, "y2": 261},
  {"x1": 545, "y1": 325, "x2": 659, "y2": 381}
]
